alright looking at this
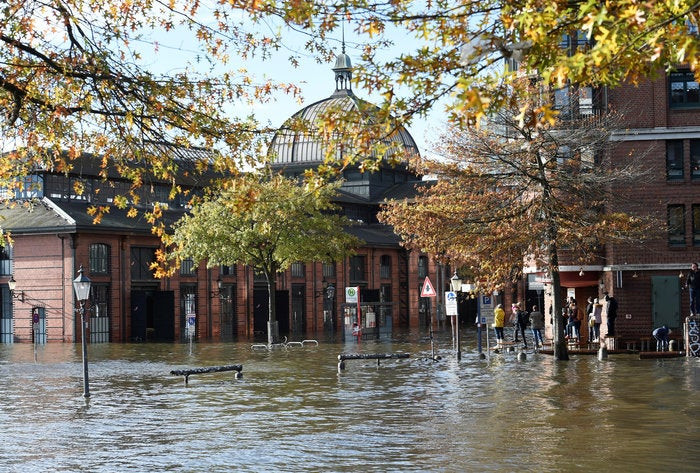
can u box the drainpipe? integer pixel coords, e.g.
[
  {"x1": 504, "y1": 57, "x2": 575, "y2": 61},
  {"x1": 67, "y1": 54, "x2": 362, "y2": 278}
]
[
  {"x1": 120, "y1": 236, "x2": 127, "y2": 342},
  {"x1": 69, "y1": 234, "x2": 77, "y2": 343},
  {"x1": 58, "y1": 234, "x2": 66, "y2": 341}
]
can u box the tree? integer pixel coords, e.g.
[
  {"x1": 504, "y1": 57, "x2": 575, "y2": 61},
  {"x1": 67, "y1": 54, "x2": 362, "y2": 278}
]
[
  {"x1": 4, "y1": 1, "x2": 699, "y2": 188},
  {"x1": 0, "y1": 0, "x2": 300, "y2": 224},
  {"x1": 161, "y1": 171, "x2": 362, "y2": 345},
  {"x1": 378, "y1": 83, "x2": 659, "y2": 360}
]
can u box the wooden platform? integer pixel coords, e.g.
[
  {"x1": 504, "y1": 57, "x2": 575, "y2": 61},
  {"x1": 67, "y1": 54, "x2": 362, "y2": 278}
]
[
  {"x1": 539, "y1": 349, "x2": 631, "y2": 356},
  {"x1": 638, "y1": 351, "x2": 685, "y2": 359}
]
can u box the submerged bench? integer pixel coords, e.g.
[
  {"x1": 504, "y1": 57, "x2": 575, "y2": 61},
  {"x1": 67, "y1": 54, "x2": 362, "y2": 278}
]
[
  {"x1": 170, "y1": 364, "x2": 243, "y2": 385},
  {"x1": 337, "y1": 353, "x2": 410, "y2": 372}
]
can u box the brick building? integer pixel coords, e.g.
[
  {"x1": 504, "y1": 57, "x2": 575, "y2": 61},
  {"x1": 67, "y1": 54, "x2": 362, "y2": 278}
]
[
  {"x1": 0, "y1": 51, "x2": 443, "y2": 345},
  {"x1": 519, "y1": 67, "x2": 700, "y2": 347}
]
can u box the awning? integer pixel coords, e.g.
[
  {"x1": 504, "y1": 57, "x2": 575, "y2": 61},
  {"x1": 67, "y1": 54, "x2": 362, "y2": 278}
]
[{"x1": 559, "y1": 271, "x2": 600, "y2": 288}]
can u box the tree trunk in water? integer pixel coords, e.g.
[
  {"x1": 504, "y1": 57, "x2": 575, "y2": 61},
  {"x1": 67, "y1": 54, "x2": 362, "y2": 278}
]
[{"x1": 548, "y1": 239, "x2": 569, "y2": 361}]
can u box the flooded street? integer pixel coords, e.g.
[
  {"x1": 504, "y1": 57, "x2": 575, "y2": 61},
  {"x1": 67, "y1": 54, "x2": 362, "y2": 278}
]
[{"x1": 2, "y1": 329, "x2": 700, "y2": 472}]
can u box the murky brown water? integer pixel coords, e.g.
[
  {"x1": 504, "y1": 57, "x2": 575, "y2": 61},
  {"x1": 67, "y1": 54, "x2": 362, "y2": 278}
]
[{"x1": 1, "y1": 328, "x2": 700, "y2": 472}]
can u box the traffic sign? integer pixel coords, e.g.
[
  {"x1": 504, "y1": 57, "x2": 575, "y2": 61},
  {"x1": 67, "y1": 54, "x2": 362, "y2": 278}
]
[
  {"x1": 421, "y1": 276, "x2": 437, "y2": 297},
  {"x1": 445, "y1": 291, "x2": 458, "y2": 315}
]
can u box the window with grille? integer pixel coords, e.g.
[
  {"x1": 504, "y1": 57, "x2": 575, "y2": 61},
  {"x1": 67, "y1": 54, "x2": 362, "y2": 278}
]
[
  {"x1": 322, "y1": 262, "x2": 336, "y2": 279},
  {"x1": 130, "y1": 247, "x2": 156, "y2": 280},
  {"x1": 90, "y1": 284, "x2": 110, "y2": 343},
  {"x1": 668, "y1": 204, "x2": 686, "y2": 246},
  {"x1": 180, "y1": 258, "x2": 196, "y2": 276},
  {"x1": 691, "y1": 140, "x2": 700, "y2": 179},
  {"x1": 693, "y1": 204, "x2": 700, "y2": 246},
  {"x1": 89, "y1": 243, "x2": 109, "y2": 275},
  {"x1": 290, "y1": 262, "x2": 305, "y2": 278},
  {"x1": 380, "y1": 255, "x2": 391, "y2": 279},
  {"x1": 667, "y1": 140, "x2": 684, "y2": 180},
  {"x1": 220, "y1": 265, "x2": 237, "y2": 276},
  {"x1": 418, "y1": 256, "x2": 429, "y2": 279},
  {"x1": 0, "y1": 246, "x2": 11, "y2": 276},
  {"x1": 349, "y1": 255, "x2": 366, "y2": 282}
]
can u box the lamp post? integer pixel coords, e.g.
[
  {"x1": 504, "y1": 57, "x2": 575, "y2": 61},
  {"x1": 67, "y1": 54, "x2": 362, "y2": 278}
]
[
  {"x1": 450, "y1": 272, "x2": 462, "y2": 360},
  {"x1": 7, "y1": 276, "x2": 24, "y2": 302},
  {"x1": 326, "y1": 283, "x2": 335, "y2": 333},
  {"x1": 73, "y1": 265, "x2": 92, "y2": 398},
  {"x1": 463, "y1": 283, "x2": 479, "y2": 357}
]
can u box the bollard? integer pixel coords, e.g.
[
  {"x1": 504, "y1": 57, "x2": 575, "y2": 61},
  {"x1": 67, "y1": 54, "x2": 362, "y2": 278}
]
[
  {"x1": 517, "y1": 351, "x2": 527, "y2": 362},
  {"x1": 598, "y1": 344, "x2": 608, "y2": 360},
  {"x1": 669, "y1": 340, "x2": 677, "y2": 351}
]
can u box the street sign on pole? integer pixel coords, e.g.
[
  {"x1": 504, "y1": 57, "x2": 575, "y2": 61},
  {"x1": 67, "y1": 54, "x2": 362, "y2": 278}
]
[
  {"x1": 421, "y1": 276, "x2": 437, "y2": 298},
  {"x1": 445, "y1": 291, "x2": 458, "y2": 316},
  {"x1": 479, "y1": 294, "x2": 495, "y2": 325}
]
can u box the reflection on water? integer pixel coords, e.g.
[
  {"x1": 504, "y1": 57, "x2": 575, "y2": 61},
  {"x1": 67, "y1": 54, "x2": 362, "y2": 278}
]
[{"x1": 2, "y1": 329, "x2": 700, "y2": 472}]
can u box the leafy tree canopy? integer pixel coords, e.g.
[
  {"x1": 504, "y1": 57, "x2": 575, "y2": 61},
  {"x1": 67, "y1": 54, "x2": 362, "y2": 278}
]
[
  {"x1": 379, "y1": 84, "x2": 659, "y2": 294},
  {"x1": 2, "y1": 0, "x2": 698, "y2": 213},
  {"x1": 159, "y1": 171, "x2": 362, "y2": 279}
]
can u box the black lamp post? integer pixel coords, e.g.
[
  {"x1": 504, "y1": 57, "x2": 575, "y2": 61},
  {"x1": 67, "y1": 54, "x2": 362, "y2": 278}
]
[
  {"x1": 7, "y1": 276, "x2": 24, "y2": 302},
  {"x1": 450, "y1": 272, "x2": 462, "y2": 360},
  {"x1": 73, "y1": 265, "x2": 92, "y2": 398}
]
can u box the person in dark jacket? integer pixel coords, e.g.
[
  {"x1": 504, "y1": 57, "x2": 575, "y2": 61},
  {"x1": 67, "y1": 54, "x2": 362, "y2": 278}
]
[
  {"x1": 685, "y1": 263, "x2": 700, "y2": 316},
  {"x1": 652, "y1": 325, "x2": 671, "y2": 351},
  {"x1": 529, "y1": 305, "x2": 545, "y2": 348},
  {"x1": 514, "y1": 302, "x2": 529, "y2": 348}
]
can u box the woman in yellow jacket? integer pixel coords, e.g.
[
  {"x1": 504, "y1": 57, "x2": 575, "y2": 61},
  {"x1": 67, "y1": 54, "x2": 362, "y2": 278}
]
[{"x1": 493, "y1": 303, "x2": 505, "y2": 347}]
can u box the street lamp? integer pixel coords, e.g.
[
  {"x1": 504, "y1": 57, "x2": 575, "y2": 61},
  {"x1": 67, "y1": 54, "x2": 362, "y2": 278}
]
[
  {"x1": 72, "y1": 265, "x2": 91, "y2": 398},
  {"x1": 450, "y1": 272, "x2": 462, "y2": 360},
  {"x1": 7, "y1": 276, "x2": 24, "y2": 302}
]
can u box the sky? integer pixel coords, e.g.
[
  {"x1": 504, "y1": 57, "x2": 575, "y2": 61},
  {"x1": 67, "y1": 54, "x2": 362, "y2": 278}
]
[{"x1": 136, "y1": 11, "x2": 444, "y2": 159}]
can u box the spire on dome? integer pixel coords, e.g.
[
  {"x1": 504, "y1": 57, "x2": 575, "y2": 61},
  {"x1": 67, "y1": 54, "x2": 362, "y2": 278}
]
[{"x1": 332, "y1": 25, "x2": 352, "y2": 95}]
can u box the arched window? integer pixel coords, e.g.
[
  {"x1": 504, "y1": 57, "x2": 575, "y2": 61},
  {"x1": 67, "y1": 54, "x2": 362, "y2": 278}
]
[{"x1": 89, "y1": 243, "x2": 110, "y2": 275}]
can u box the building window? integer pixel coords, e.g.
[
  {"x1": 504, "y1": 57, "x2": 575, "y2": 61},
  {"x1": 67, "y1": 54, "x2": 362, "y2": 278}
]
[
  {"x1": 667, "y1": 140, "x2": 684, "y2": 180},
  {"x1": 349, "y1": 255, "x2": 366, "y2": 282},
  {"x1": 181, "y1": 285, "x2": 197, "y2": 340},
  {"x1": 290, "y1": 262, "x2": 305, "y2": 278},
  {"x1": 220, "y1": 265, "x2": 237, "y2": 276},
  {"x1": 1, "y1": 286, "x2": 12, "y2": 343},
  {"x1": 418, "y1": 255, "x2": 429, "y2": 279},
  {"x1": 694, "y1": 205, "x2": 700, "y2": 246},
  {"x1": 89, "y1": 243, "x2": 110, "y2": 275},
  {"x1": 322, "y1": 262, "x2": 336, "y2": 279},
  {"x1": 668, "y1": 204, "x2": 686, "y2": 246},
  {"x1": 0, "y1": 246, "x2": 11, "y2": 276},
  {"x1": 90, "y1": 283, "x2": 110, "y2": 343},
  {"x1": 130, "y1": 247, "x2": 156, "y2": 280},
  {"x1": 15, "y1": 175, "x2": 44, "y2": 200},
  {"x1": 253, "y1": 269, "x2": 267, "y2": 283},
  {"x1": 180, "y1": 258, "x2": 196, "y2": 276},
  {"x1": 670, "y1": 70, "x2": 700, "y2": 108},
  {"x1": 691, "y1": 140, "x2": 700, "y2": 179},
  {"x1": 380, "y1": 255, "x2": 392, "y2": 279}
]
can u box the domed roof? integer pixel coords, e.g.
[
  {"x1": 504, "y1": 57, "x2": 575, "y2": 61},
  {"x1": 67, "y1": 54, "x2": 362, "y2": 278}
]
[{"x1": 269, "y1": 51, "x2": 419, "y2": 167}]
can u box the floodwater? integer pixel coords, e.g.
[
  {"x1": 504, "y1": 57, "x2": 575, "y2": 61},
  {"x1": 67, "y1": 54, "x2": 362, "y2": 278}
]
[{"x1": 1, "y1": 328, "x2": 700, "y2": 473}]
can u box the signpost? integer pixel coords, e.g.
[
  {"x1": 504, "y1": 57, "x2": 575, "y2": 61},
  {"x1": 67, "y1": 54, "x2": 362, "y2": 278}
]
[
  {"x1": 478, "y1": 294, "x2": 495, "y2": 357},
  {"x1": 345, "y1": 287, "x2": 361, "y2": 340},
  {"x1": 421, "y1": 277, "x2": 437, "y2": 360}
]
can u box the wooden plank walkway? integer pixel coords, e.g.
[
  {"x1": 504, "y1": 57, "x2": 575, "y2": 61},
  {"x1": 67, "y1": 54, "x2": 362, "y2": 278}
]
[{"x1": 638, "y1": 351, "x2": 685, "y2": 359}]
